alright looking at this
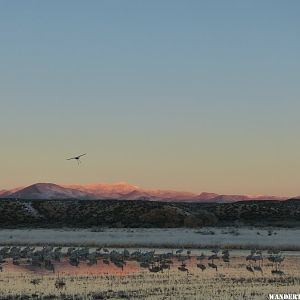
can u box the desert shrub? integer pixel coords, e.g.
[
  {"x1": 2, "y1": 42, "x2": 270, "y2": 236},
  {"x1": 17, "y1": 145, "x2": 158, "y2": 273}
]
[
  {"x1": 184, "y1": 210, "x2": 218, "y2": 227},
  {"x1": 140, "y1": 206, "x2": 186, "y2": 227}
]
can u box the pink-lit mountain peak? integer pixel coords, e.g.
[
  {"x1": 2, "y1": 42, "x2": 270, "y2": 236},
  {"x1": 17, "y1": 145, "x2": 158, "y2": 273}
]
[
  {"x1": 6, "y1": 183, "x2": 94, "y2": 200},
  {"x1": 65, "y1": 182, "x2": 138, "y2": 193},
  {"x1": 65, "y1": 183, "x2": 198, "y2": 200}
]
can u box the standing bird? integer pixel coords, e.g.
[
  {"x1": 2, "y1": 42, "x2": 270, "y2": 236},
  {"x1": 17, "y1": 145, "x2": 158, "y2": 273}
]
[
  {"x1": 197, "y1": 263, "x2": 206, "y2": 272},
  {"x1": 67, "y1": 153, "x2": 87, "y2": 165},
  {"x1": 246, "y1": 265, "x2": 254, "y2": 273}
]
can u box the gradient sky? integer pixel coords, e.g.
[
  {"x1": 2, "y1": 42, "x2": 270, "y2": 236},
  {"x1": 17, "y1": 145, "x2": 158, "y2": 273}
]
[{"x1": 1, "y1": 1, "x2": 300, "y2": 196}]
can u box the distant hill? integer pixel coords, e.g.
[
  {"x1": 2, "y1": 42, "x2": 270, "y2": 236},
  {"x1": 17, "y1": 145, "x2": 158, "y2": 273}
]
[
  {"x1": 7, "y1": 183, "x2": 95, "y2": 200},
  {"x1": 1, "y1": 182, "x2": 289, "y2": 202}
]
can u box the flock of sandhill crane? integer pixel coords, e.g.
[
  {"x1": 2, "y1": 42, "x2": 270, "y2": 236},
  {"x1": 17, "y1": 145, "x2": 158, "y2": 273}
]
[
  {"x1": 0, "y1": 246, "x2": 286, "y2": 276},
  {"x1": 245, "y1": 249, "x2": 285, "y2": 275}
]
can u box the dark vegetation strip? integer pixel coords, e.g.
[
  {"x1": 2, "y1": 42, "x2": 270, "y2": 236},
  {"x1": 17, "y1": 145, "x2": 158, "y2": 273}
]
[{"x1": 0, "y1": 199, "x2": 299, "y2": 228}]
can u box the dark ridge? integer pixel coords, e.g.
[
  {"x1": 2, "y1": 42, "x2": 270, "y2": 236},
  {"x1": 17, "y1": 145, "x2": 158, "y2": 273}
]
[{"x1": 0, "y1": 199, "x2": 299, "y2": 228}]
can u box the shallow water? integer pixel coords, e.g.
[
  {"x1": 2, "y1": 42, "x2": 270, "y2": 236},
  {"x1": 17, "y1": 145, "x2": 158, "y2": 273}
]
[
  {"x1": 1, "y1": 227, "x2": 300, "y2": 250},
  {"x1": 3, "y1": 258, "x2": 140, "y2": 275},
  {"x1": 1, "y1": 247, "x2": 299, "y2": 276}
]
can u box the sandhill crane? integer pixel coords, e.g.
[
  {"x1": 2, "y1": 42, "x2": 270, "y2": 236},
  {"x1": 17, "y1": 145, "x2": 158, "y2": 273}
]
[
  {"x1": 208, "y1": 262, "x2": 218, "y2": 271},
  {"x1": 271, "y1": 270, "x2": 284, "y2": 276},
  {"x1": 268, "y1": 254, "x2": 285, "y2": 273},
  {"x1": 178, "y1": 255, "x2": 189, "y2": 263},
  {"x1": 222, "y1": 249, "x2": 229, "y2": 255},
  {"x1": 67, "y1": 247, "x2": 75, "y2": 256},
  {"x1": 30, "y1": 278, "x2": 41, "y2": 286},
  {"x1": 123, "y1": 249, "x2": 130, "y2": 259},
  {"x1": 197, "y1": 253, "x2": 206, "y2": 261},
  {"x1": 246, "y1": 254, "x2": 253, "y2": 261},
  {"x1": 222, "y1": 255, "x2": 230, "y2": 263},
  {"x1": 55, "y1": 277, "x2": 66, "y2": 289},
  {"x1": 197, "y1": 263, "x2": 206, "y2": 271},
  {"x1": 246, "y1": 265, "x2": 254, "y2": 273},
  {"x1": 253, "y1": 265, "x2": 263, "y2": 273},
  {"x1": 53, "y1": 248, "x2": 62, "y2": 262},
  {"x1": 113, "y1": 260, "x2": 124, "y2": 270},
  {"x1": 87, "y1": 258, "x2": 97, "y2": 266},
  {"x1": 178, "y1": 261, "x2": 189, "y2": 272},
  {"x1": 252, "y1": 253, "x2": 263, "y2": 263},
  {"x1": 178, "y1": 266, "x2": 189, "y2": 272},
  {"x1": 45, "y1": 259, "x2": 55, "y2": 272},
  {"x1": 160, "y1": 261, "x2": 171, "y2": 270},
  {"x1": 208, "y1": 254, "x2": 219, "y2": 262},
  {"x1": 66, "y1": 153, "x2": 87, "y2": 165},
  {"x1": 0, "y1": 255, "x2": 5, "y2": 264},
  {"x1": 176, "y1": 248, "x2": 184, "y2": 254},
  {"x1": 149, "y1": 264, "x2": 162, "y2": 273},
  {"x1": 69, "y1": 256, "x2": 80, "y2": 267},
  {"x1": 140, "y1": 262, "x2": 150, "y2": 268},
  {"x1": 13, "y1": 259, "x2": 20, "y2": 265},
  {"x1": 211, "y1": 248, "x2": 220, "y2": 254}
]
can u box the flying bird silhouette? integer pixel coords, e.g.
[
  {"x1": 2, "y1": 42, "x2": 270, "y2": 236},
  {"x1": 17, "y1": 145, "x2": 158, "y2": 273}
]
[{"x1": 67, "y1": 153, "x2": 87, "y2": 165}]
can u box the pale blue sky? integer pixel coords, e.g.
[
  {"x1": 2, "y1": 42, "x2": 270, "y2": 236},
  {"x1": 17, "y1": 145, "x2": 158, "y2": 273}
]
[{"x1": 1, "y1": 1, "x2": 300, "y2": 196}]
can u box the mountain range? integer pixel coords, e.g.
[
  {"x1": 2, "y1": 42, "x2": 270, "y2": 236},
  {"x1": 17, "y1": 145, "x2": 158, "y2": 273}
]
[{"x1": 0, "y1": 182, "x2": 290, "y2": 202}]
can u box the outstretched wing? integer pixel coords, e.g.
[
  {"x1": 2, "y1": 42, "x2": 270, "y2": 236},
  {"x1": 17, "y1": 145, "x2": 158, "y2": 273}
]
[
  {"x1": 66, "y1": 157, "x2": 76, "y2": 160},
  {"x1": 66, "y1": 153, "x2": 86, "y2": 160}
]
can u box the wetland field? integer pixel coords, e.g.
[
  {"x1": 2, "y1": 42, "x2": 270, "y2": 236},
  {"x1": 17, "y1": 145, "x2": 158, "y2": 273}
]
[
  {"x1": 0, "y1": 227, "x2": 300, "y2": 299},
  {"x1": 1, "y1": 199, "x2": 300, "y2": 299}
]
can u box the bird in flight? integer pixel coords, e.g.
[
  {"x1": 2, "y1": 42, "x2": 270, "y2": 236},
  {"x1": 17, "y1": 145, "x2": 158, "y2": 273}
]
[{"x1": 67, "y1": 153, "x2": 87, "y2": 165}]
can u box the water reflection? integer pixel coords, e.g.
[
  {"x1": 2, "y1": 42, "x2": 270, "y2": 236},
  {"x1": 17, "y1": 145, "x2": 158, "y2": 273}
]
[
  {"x1": 3, "y1": 258, "x2": 140, "y2": 275},
  {"x1": 1, "y1": 246, "x2": 297, "y2": 276}
]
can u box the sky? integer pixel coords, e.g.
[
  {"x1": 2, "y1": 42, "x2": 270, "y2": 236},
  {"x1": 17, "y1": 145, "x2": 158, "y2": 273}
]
[{"x1": 1, "y1": 0, "x2": 300, "y2": 196}]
